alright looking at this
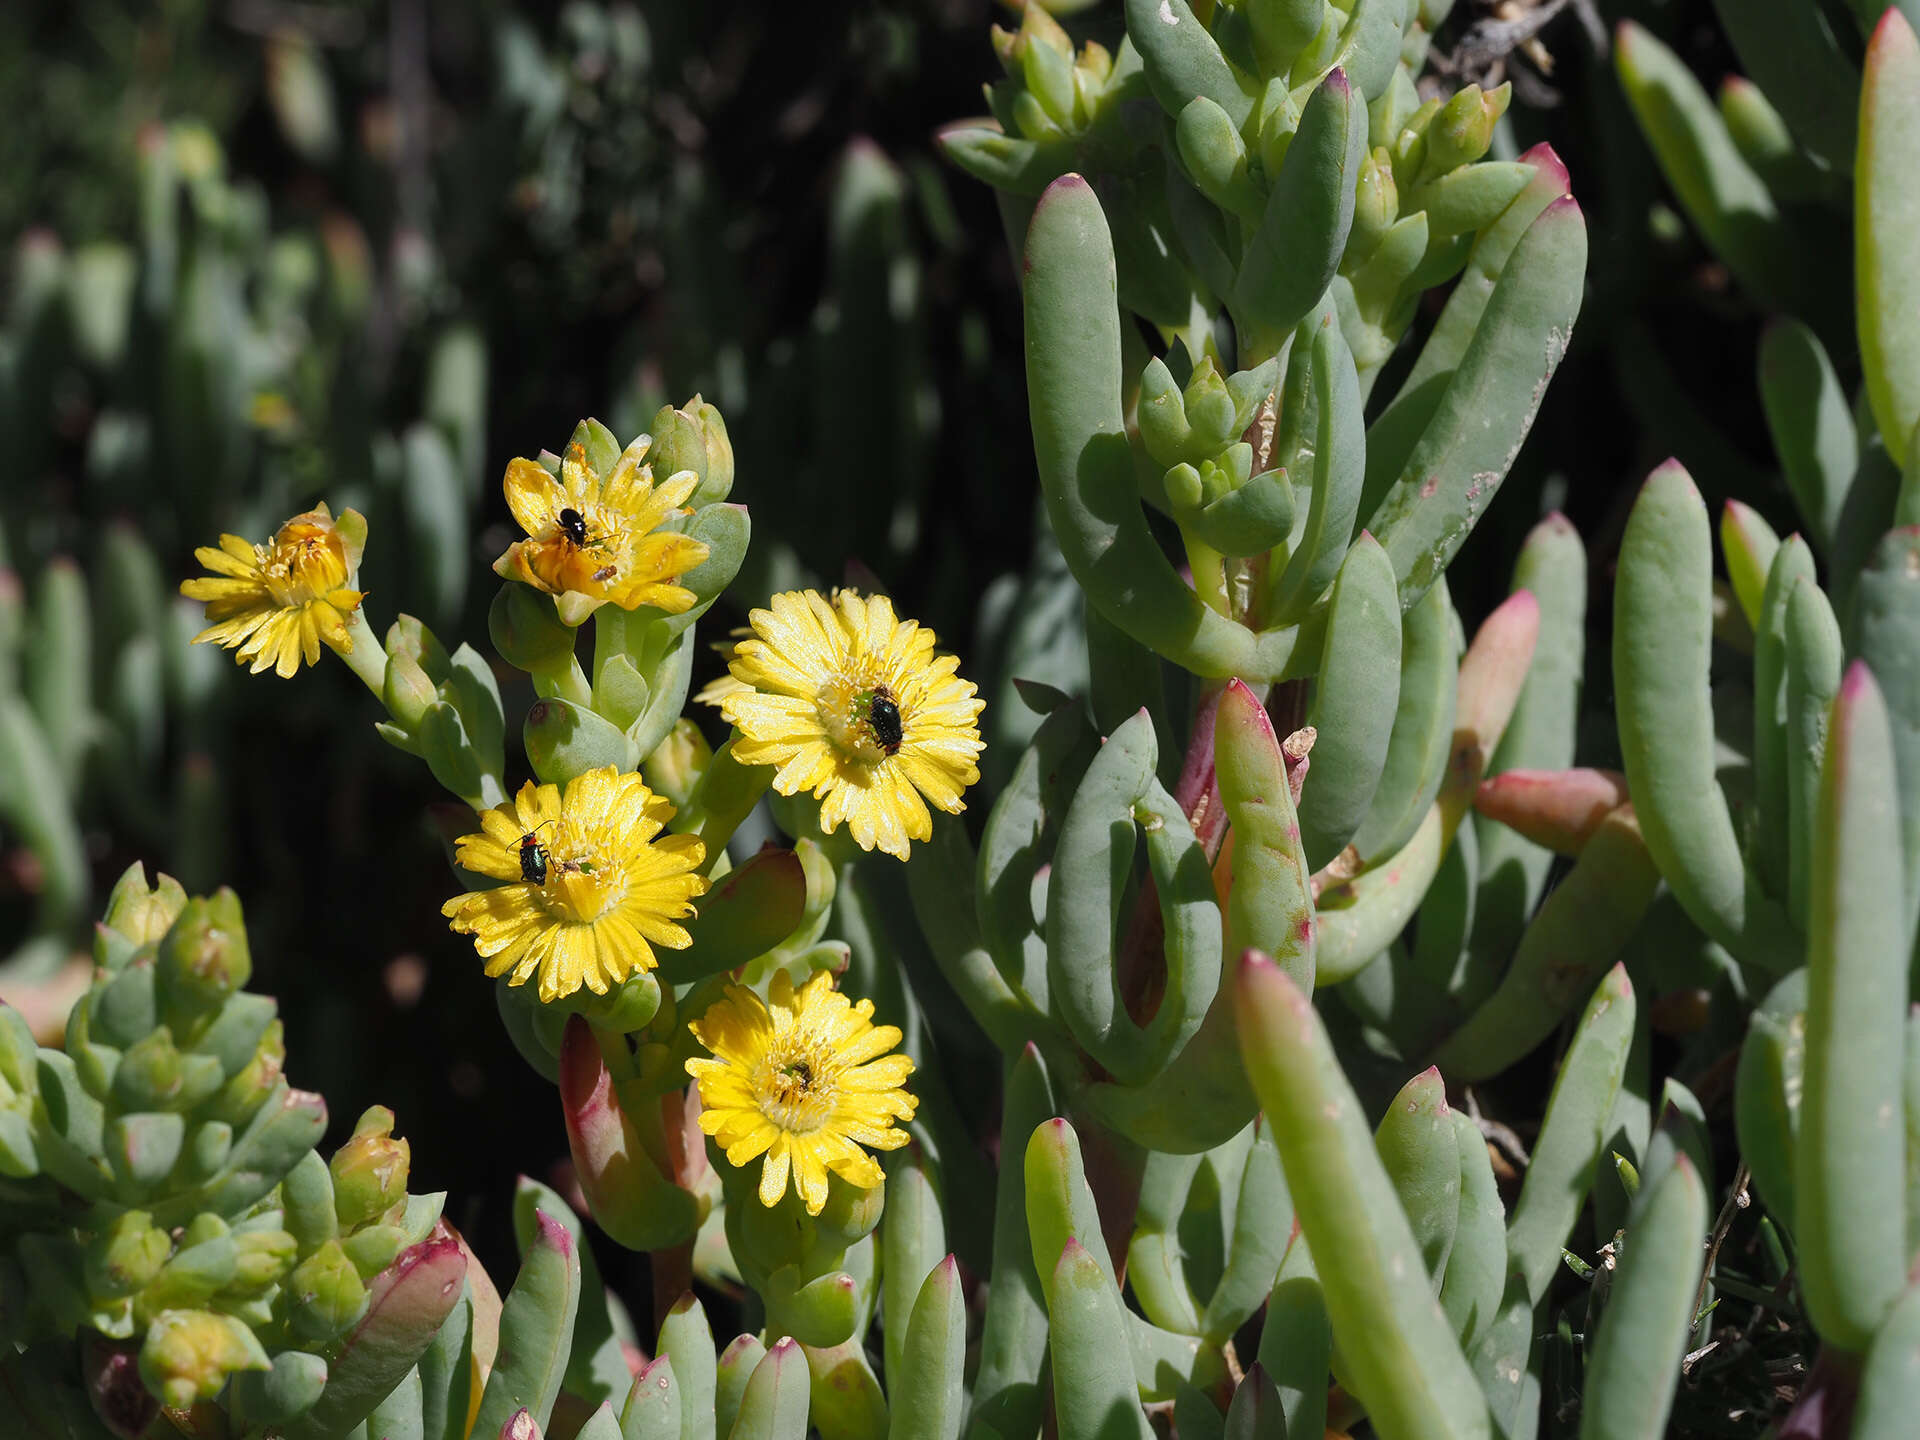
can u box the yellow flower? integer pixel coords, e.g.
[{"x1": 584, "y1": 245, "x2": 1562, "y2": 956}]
[
  {"x1": 494, "y1": 433, "x2": 710, "y2": 627},
  {"x1": 179, "y1": 505, "x2": 365, "y2": 677},
  {"x1": 686, "y1": 970, "x2": 916, "y2": 1215},
  {"x1": 441, "y1": 766, "x2": 709, "y2": 1004},
  {"x1": 719, "y1": 590, "x2": 985, "y2": 860}
]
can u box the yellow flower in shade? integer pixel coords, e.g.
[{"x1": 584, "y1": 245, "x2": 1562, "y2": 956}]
[
  {"x1": 719, "y1": 590, "x2": 985, "y2": 860},
  {"x1": 441, "y1": 766, "x2": 709, "y2": 1004},
  {"x1": 686, "y1": 970, "x2": 916, "y2": 1215},
  {"x1": 494, "y1": 433, "x2": 710, "y2": 627},
  {"x1": 179, "y1": 505, "x2": 365, "y2": 677}
]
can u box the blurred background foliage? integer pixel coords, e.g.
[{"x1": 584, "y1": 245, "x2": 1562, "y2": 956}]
[{"x1": 0, "y1": 0, "x2": 1796, "y2": 1288}]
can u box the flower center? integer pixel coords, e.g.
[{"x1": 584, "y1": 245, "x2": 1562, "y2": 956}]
[
  {"x1": 261, "y1": 522, "x2": 350, "y2": 607},
  {"x1": 541, "y1": 503, "x2": 630, "y2": 592},
  {"x1": 816, "y1": 675, "x2": 900, "y2": 765},
  {"x1": 754, "y1": 1036, "x2": 839, "y2": 1133},
  {"x1": 538, "y1": 843, "x2": 619, "y2": 923}
]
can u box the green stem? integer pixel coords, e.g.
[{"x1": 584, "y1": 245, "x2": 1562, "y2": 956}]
[
  {"x1": 532, "y1": 652, "x2": 594, "y2": 708},
  {"x1": 337, "y1": 607, "x2": 390, "y2": 697}
]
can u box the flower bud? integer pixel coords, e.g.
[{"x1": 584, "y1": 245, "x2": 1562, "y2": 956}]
[
  {"x1": 102, "y1": 865, "x2": 189, "y2": 948},
  {"x1": 381, "y1": 645, "x2": 438, "y2": 733},
  {"x1": 1164, "y1": 462, "x2": 1206, "y2": 512},
  {"x1": 139, "y1": 1309, "x2": 269, "y2": 1411},
  {"x1": 202, "y1": 1020, "x2": 284, "y2": 1129},
  {"x1": 286, "y1": 1240, "x2": 369, "y2": 1340},
  {"x1": 329, "y1": 1106, "x2": 411, "y2": 1231},
  {"x1": 230, "y1": 1229, "x2": 298, "y2": 1293},
  {"x1": 557, "y1": 970, "x2": 663, "y2": 1033},
  {"x1": 1348, "y1": 146, "x2": 1399, "y2": 267},
  {"x1": 815, "y1": 1169, "x2": 886, "y2": 1249},
  {"x1": 85, "y1": 1212, "x2": 171, "y2": 1300},
  {"x1": 1181, "y1": 359, "x2": 1237, "y2": 452},
  {"x1": 157, "y1": 889, "x2": 252, "y2": 1016},
  {"x1": 137, "y1": 1229, "x2": 236, "y2": 1316},
  {"x1": 1390, "y1": 96, "x2": 1442, "y2": 188},
  {"x1": 1137, "y1": 357, "x2": 1194, "y2": 470},
  {"x1": 1253, "y1": 78, "x2": 1302, "y2": 179},
  {"x1": 1248, "y1": 0, "x2": 1326, "y2": 75},
  {"x1": 489, "y1": 583, "x2": 577, "y2": 667},
  {"x1": 1420, "y1": 83, "x2": 1509, "y2": 183},
  {"x1": 648, "y1": 395, "x2": 735, "y2": 506},
  {"x1": 386, "y1": 613, "x2": 452, "y2": 685},
  {"x1": 991, "y1": 3, "x2": 1072, "y2": 77},
  {"x1": 111, "y1": 1028, "x2": 187, "y2": 1112},
  {"x1": 642, "y1": 719, "x2": 712, "y2": 812}
]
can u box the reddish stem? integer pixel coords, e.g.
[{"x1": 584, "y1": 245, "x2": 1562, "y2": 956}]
[{"x1": 650, "y1": 1242, "x2": 695, "y2": 1335}]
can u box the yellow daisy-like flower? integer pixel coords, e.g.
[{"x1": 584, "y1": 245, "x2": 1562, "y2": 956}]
[
  {"x1": 686, "y1": 969, "x2": 917, "y2": 1215},
  {"x1": 179, "y1": 504, "x2": 365, "y2": 678},
  {"x1": 494, "y1": 433, "x2": 710, "y2": 627},
  {"x1": 719, "y1": 590, "x2": 985, "y2": 860},
  {"x1": 441, "y1": 766, "x2": 709, "y2": 1004}
]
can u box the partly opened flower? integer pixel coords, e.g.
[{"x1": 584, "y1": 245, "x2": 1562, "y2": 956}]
[
  {"x1": 442, "y1": 767, "x2": 708, "y2": 1004},
  {"x1": 719, "y1": 590, "x2": 985, "y2": 860},
  {"x1": 686, "y1": 969, "x2": 916, "y2": 1215},
  {"x1": 494, "y1": 434, "x2": 709, "y2": 626},
  {"x1": 180, "y1": 505, "x2": 365, "y2": 677}
]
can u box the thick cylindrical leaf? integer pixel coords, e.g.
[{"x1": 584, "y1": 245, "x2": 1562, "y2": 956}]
[
  {"x1": 1364, "y1": 145, "x2": 1570, "y2": 511},
  {"x1": 1758, "y1": 321, "x2": 1855, "y2": 551},
  {"x1": 1267, "y1": 303, "x2": 1364, "y2": 624},
  {"x1": 1048, "y1": 1241, "x2": 1153, "y2": 1440},
  {"x1": 887, "y1": 1257, "x2": 964, "y2": 1440},
  {"x1": 1373, "y1": 1067, "x2": 1460, "y2": 1292},
  {"x1": 1850, "y1": 527, "x2": 1920, "y2": 955},
  {"x1": 1615, "y1": 21, "x2": 1799, "y2": 307},
  {"x1": 658, "y1": 1294, "x2": 717, "y2": 1440},
  {"x1": 1047, "y1": 711, "x2": 1220, "y2": 1085},
  {"x1": 1785, "y1": 579, "x2": 1844, "y2": 934},
  {"x1": 1859, "y1": 11, "x2": 1920, "y2": 458},
  {"x1": 284, "y1": 1236, "x2": 467, "y2": 1440},
  {"x1": 729, "y1": 1339, "x2": 810, "y2": 1440},
  {"x1": 968, "y1": 1047, "x2": 1055, "y2": 1440},
  {"x1": 1751, "y1": 538, "x2": 1819, "y2": 903},
  {"x1": 1798, "y1": 663, "x2": 1909, "y2": 1351},
  {"x1": 1296, "y1": 534, "x2": 1402, "y2": 867},
  {"x1": 1201, "y1": 1122, "x2": 1293, "y2": 1344},
  {"x1": 1438, "y1": 1111, "x2": 1504, "y2": 1351},
  {"x1": 1236, "y1": 956, "x2": 1489, "y2": 1439},
  {"x1": 1576, "y1": 1155, "x2": 1707, "y2": 1440},
  {"x1": 1505, "y1": 965, "x2": 1635, "y2": 1307},
  {"x1": 1254, "y1": 1236, "x2": 1329, "y2": 1440},
  {"x1": 1855, "y1": 1280, "x2": 1920, "y2": 1440},
  {"x1": 1432, "y1": 810, "x2": 1659, "y2": 1081},
  {"x1": 1351, "y1": 577, "x2": 1455, "y2": 865},
  {"x1": 1613, "y1": 461, "x2": 1797, "y2": 972},
  {"x1": 1233, "y1": 70, "x2": 1366, "y2": 357},
  {"x1": 559, "y1": 1017, "x2": 699, "y2": 1252},
  {"x1": 1218, "y1": 679, "x2": 1315, "y2": 993},
  {"x1": 469, "y1": 1214, "x2": 582, "y2": 1438},
  {"x1": 1367, "y1": 196, "x2": 1585, "y2": 610}
]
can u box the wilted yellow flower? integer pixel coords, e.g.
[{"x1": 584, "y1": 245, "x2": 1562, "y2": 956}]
[
  {"x1": 494, "y1": 434, "x2": 709, "y2": 627},
  {"x1": 720, "y1": 590, "x2": 984, "y2": 860},
  {"x1": 441, "y1": 767, "x2": 709, "y2": 1004},
  {"x1": 686, "y1": 969, "x2": 916, "y2": 1215},
  {"x1": 180, "y1": 505, "x2": 365, "y2": 677}
]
